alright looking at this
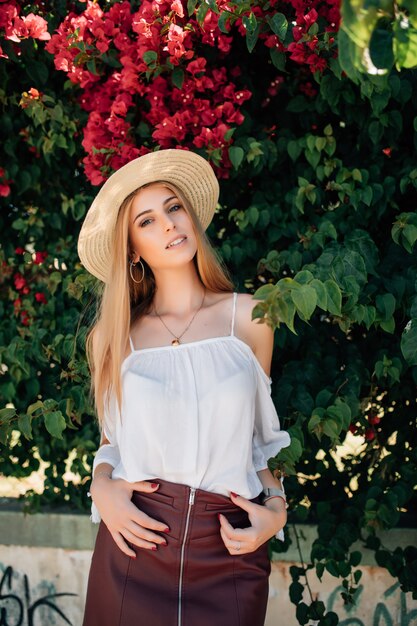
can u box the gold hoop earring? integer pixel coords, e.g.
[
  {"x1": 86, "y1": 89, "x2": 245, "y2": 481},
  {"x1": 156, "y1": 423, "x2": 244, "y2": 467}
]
[{"x1": 129, "y1": 258, "x2": 145, "y2": 284}]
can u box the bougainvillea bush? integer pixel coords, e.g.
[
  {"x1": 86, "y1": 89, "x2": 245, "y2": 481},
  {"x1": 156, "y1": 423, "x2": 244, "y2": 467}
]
[{"x1": 1, "y1": 0, "x2": 416, "y2": 622}]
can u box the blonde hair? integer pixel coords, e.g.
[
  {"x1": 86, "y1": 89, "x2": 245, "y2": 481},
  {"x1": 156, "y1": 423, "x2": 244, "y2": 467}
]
[{"x1": 85, "y1": 181, "x2": 234, "y2": 436}]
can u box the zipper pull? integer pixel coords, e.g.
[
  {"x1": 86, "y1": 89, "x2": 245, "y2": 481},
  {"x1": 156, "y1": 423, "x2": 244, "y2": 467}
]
[{"x1": 189, "y1": 487, "x2": 196, "y2": 505}]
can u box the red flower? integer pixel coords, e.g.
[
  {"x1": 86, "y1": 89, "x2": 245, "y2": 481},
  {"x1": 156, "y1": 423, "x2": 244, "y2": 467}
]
[
  {"x1": 15, "y1": 247, "x2": 25, "y2": 254},
  {"x1": 35, "y1": 292, "x2": 47, "y2": 304},
  {"x1": 20, "y1": 310, "x2": 30, "y2": 326},
  {"x1": 14, "y1": 273, "x2": 26, "y2": 291},
  {"x1": 33, "y1": 251, "x2": 47, "y2": 264},
  {"x1": 364, "y1": 428, "x2": 376, "y2": 441}
]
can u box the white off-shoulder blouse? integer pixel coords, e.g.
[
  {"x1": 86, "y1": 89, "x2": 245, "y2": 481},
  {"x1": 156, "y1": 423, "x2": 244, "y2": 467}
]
[{"x1": 91, "y1": 292, "x2": 291, "y2": 540}]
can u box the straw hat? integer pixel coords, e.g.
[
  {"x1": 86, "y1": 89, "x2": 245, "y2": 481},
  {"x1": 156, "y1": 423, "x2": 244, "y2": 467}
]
[{"x1": 77, "y1": 149, "x2": 219, "y2": 283}]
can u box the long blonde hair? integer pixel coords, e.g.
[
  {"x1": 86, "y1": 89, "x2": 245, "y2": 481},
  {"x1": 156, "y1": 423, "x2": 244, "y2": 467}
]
[{"x1": 85, "y1": 181, "x2": 234, "y2": 434}]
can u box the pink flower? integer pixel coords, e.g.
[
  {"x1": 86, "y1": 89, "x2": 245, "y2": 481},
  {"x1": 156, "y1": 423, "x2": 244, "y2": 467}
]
[
  {"x1": 170, "y1": 0, "x2": 184, "y2": 18},
  {"x1": 28, "y1": 87, "x2": 41, "y2": 98},
  {"x1": 22, "y1": 13, "x2": 51, "y2": 40},
  {"x1": 163, "y1": 23, "x2": 193, "y2": 62},
  {"x1": 132, "y1": 17, "x2": 153, "y2": 38}
]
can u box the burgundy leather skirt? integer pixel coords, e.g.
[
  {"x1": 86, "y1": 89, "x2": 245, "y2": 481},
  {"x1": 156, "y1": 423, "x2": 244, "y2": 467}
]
[{"x1": 82, "y1": 477, "x2": 271, "y2": 626}]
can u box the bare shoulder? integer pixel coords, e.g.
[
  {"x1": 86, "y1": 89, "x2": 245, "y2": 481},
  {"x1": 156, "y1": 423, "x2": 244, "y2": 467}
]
[{"x1": 234, "y1": 292, "x2": 274, "y2": 377}]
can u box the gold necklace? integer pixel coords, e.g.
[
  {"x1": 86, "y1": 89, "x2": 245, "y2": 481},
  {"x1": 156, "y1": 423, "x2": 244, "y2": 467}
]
[{"x1": 153, "y1": 288, "x2": 206, "y2": 346}]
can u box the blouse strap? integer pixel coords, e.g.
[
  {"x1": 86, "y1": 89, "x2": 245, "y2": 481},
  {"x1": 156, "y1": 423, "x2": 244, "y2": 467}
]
[
  {"x1": 230, "y1": 292, "x2": 237, "y2": 336},
  {"x1": 129, "y1": 334, "x2": 135, "y2": 352}
]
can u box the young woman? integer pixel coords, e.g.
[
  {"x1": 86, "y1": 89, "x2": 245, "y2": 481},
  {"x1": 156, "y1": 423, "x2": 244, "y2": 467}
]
[{"x1": 78, "y1": 149, "x2": 291, "y2": 626}]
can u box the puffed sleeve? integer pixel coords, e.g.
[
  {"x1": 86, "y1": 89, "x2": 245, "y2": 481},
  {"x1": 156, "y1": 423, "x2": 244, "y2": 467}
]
[
  {"x1": 89, "y1": 390, "x2": 121, "y2": 523},
  {"x1": 252, "y1": 365, "x2": 291, "y2": 542}
]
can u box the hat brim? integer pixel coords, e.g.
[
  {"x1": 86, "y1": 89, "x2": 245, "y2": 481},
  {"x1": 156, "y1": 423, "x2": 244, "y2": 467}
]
[{"x1": 77, "y1": 149, "x2": 219, "y2": 283}]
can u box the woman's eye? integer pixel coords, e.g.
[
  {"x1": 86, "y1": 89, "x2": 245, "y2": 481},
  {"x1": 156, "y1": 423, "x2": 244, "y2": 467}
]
[{"x1": 139, "y1": 205, "x2": 181, "y2": 227}]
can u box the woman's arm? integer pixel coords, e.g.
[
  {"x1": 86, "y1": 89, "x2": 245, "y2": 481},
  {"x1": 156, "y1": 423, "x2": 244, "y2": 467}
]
[
  {"x1": 217, "y1": 294, "x2": 287, "y2": 553},
  {"x1": 89, "y1": 424, "x2": 170, "y2": 557}
]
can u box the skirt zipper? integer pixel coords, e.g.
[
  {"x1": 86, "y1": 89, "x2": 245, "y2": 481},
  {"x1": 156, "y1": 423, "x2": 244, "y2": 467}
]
[{"x1": 178, "y1": 486, "x2": 196, "y2": 626}]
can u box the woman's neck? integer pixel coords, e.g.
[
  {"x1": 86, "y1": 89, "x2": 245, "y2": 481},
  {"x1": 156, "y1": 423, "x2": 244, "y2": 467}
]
[{"x1": 151, "y1": 264, "x2": 206, "y2": 317}]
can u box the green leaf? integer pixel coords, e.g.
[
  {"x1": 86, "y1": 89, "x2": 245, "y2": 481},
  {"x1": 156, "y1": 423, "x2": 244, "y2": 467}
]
[
  {"x1": 401, "y1": 319, "x2": 417, "y2": 365},
  {"x1": 196, "y1": 0, "x2": 210, "y2": 25},
  {"x1": 291, "y1": 285, "x2": 317, "y2": 320},
  {"x1": 267, "y1": 13, "x2": 288, "y2": 40},
  {"x1": 287, "y1": 140, "x2": 301, "y2": 161},
  {"x1": 310, "y1": 278, "x2": 327, "y2": 311},
  {"x1": 393, "y1": 16, "x2": 417, "y2": 69},
  {"x1": 270, "y1": 48, "x2": 286, "y2": 71},
  {"x1": 143, "y1": 50, "x2": 157, "y2": 66},
  {"x1": 243, "y1": 14, "x2": 261, "y2": 53},
  {"x1": 27, "y1": 400, "x2": 43, "y2": 415},
  {"x1": 172, "y1": 67, "x2": 184, "y2": 89},
  {"x1": 376, "y1": 293, "x2": 396, "y2": 321},
  {"x1": 294, "y1": 270, "x2": 314, "y2": 285},
  {"x1": 322, "y1": 418, "x2": 340, "y2": 438},
  {"x1": 350, "y1": 550, "x2": 362, "y2": 566},
  {"x1": 289, "y1": 581, "x2": 304, "y2": 603},
  {"x1": 325, "y1": 559, "x2": 339, "y2": 577},
  {"x1": 218, "y1": 11, "x2": 230, "y2": 33},
  {"x1": 187, "y1": 0, "x2": 197, "y2": 15},
  {"x1": 325, "y1": 280, "x2": 342, "y2": 315},
  {"x1": 0, "y1": 407, "x2": 16, "y2": 422},
  {"x1": 44, "y1": 411, "x2": 66, "y2": 439},
  {"x1": 229, "y1": 146, "x2": 244, "y2": 170},
  {"x1": 370, "y1": 28, "x2": 395, "y2": 70},
  {"x1": 18, "y1": 414, "x2": 33, "y2": 440}
]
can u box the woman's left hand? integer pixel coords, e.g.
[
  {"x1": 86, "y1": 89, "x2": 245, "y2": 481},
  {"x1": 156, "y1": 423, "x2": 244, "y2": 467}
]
[{"x1": 218, "y1": 492, "x2": 287, "y2": 555}]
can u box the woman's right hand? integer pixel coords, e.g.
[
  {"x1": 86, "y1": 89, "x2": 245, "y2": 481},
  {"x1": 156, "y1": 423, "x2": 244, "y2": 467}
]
[{"x1": 90, "y1": 476, "x2": 170, "y2": 558}]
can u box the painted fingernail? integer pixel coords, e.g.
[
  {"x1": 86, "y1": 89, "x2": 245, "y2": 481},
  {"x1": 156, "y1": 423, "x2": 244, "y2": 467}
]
[
  {"x1": 161, "y1": 541, "x2": 168, "y2": 547},
  {"x1": 151, "y1": 546, "x2": 158, "y2": 551},
  {"x1": 217, "y1": 513, "x2": 222, "y2": 520},
  {"x1": 131, "y1": 554, "x2": 136, "y2": 559},
  {"x1": 230, "y1": 491, "x2": 238, "y2": 498},
  {"x1": 151, "y1": 483, "x2": 159, "y2": 489},
  {"x1": 164, "y1": 527, "x2": 171, "y2": 533}
]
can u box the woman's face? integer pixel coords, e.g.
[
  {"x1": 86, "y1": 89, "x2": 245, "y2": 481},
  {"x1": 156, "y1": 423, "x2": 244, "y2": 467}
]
[{"x1": 128, "y1": 183, "x2": 198, "y2": 272}]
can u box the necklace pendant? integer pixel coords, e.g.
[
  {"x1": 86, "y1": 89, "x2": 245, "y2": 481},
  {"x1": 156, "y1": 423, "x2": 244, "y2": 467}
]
[{"x1": 171, "y1": 338, "x2": 180, "y2": 346}]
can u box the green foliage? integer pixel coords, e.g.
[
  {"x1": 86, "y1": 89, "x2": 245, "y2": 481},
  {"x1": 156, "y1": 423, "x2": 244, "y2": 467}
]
[
  {"x1": 340, "y1": 0, "x2": 417, "y2": 80},
  {"x1": 1, "y1": 1, "x2": 417, "y2": 623}
]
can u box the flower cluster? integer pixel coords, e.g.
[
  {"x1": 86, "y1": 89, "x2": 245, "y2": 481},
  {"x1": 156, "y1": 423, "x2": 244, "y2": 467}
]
[
  {"x1": 45, "y1": 0, "x2": 340, "y2": 185},
  {"x1": 0, "y1": 1, "x2": 50, "y2": 58},
  {"x1": 10, "y1": 247, "x2": 49, "y2": 326},
  {"x1": 349, "y1": 409, "x2": 382, "y2": 442},
  {"x1": 286, "y1": 7, "x2": 337, "y2": 73},
  {"x1": 46, "y1": 0, "x2": 246, "y2": 182}
]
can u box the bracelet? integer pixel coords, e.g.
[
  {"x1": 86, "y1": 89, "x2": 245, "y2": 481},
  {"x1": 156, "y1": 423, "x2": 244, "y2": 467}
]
[
  {"x1": 261, "y1": 487, "x2": 288, "y2": 510},
  {"x1": 264, "y1": 495, "x2": 288, "y2": 509}
]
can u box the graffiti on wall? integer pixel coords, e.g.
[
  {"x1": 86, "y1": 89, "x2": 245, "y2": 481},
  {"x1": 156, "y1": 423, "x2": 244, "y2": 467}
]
[
  {"x1": 0, "y1": 565, "x2": 76, "y2": 625},
  {"x1": 327, "y1": 580, "x2": 417, "y2": 626}
]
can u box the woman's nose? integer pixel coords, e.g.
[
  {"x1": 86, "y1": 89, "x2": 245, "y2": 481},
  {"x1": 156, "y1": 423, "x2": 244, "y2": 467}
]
[{"x1": 163, "y1": 213, "x2": 176, "y2": 229}]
